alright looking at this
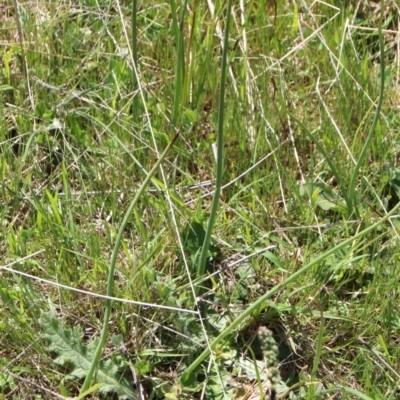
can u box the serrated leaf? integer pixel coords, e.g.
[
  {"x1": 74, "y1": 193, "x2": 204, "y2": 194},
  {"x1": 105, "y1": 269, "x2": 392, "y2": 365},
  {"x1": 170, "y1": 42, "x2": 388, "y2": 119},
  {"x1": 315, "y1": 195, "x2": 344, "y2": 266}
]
[{"x1": 39, "y1": 311, "x2": 137, "y2": 399}]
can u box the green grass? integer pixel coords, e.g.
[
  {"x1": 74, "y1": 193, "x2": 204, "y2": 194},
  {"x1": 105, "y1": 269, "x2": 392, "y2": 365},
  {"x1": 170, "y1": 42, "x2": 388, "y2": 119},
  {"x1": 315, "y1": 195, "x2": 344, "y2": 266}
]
[{"x1": 1, "y1": 0, "x2": 400, "y2": 399}]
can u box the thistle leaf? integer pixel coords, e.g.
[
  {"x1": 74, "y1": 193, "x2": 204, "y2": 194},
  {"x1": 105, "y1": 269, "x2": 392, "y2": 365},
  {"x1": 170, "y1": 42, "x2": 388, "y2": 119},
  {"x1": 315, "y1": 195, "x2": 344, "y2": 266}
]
[{"x1": 39, "y1": 311, "x2": 137, "y2": 399}]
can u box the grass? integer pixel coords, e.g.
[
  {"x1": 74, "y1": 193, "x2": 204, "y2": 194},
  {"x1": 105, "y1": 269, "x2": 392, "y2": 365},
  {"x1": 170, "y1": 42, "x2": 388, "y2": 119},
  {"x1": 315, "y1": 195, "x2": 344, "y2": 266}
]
[{"x1": 1, "y1": 0, "x2": 400, "y2": 399}]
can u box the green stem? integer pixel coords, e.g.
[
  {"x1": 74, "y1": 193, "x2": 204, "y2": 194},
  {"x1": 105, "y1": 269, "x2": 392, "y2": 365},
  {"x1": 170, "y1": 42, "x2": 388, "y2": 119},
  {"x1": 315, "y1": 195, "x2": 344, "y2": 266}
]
[
  {"x1": 196, "y1": 0, "x2": 232, "y2": 287},
  {"x1": 171, "y1": 0, "x2": 188, "y2": 125},
  {"x1": 132, "y1": 0, "x2": 139, "y2": 123},
  {"x1": 80, "y1": 131, "x2": 180, "y2": 395}
]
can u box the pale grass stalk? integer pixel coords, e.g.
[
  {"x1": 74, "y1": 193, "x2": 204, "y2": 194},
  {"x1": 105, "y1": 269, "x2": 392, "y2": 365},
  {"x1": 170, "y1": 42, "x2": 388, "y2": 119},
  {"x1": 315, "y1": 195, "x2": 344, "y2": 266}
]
[
  {"x1": 0, "y1": 263, "x2": 199, "y2": 314},
  {"x1": 358, "y1": 338, "x2": 400, "y2": 381},
  {"x1": 347, "y1": 25, "x2": 400, "y2": 35}
]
